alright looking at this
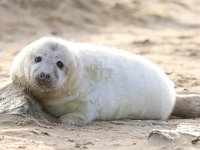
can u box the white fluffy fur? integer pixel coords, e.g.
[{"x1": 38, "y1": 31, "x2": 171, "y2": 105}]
[{"x1": 10, "y1": 37, "x2": 175, "y2": 125}]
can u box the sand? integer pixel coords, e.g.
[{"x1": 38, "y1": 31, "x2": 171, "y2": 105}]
[{"x1": 0, "y1": 0, "x2": 200, "y2": 149}]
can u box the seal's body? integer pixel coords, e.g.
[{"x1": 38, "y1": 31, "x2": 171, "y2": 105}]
[{"x1": 10, "y1": 37, "x2": 175, "y2": 125}]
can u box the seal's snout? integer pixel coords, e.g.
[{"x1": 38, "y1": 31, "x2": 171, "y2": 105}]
[
  {"x1": 35, "y1": 72, "x2": 53, "y2": 87},
  {"x1": 40, "y1": 72, "x2": 51, "y2": 80}
]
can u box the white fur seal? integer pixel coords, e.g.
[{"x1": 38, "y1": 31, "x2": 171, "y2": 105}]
[{"x1": 10, "y1": 37, "x2": 175, "y2": 126}]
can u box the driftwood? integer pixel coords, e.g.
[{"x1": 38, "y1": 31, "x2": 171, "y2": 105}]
[
  {"x1": 0, "y1": 83, "x2": 200, "y2": 121},
  {"x1": 0, "y1": 83, "x2": 57, "y2": 123}
]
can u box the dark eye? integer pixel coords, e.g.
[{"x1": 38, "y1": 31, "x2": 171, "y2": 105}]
[
  {"x1": 35, "y1": 56, "x2": 42, "y2": 63},
  {"x1": 56, "y1": 61, "x2": 64, "y2": 69}
]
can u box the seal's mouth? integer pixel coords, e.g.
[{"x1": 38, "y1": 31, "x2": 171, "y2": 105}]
[
  {"x1": 32, "y1": 77, "x2": 63, "y2": 91},
  {"x1": 30, "y1": 71, "x2": 64, "y2": 91},
  {"x1": 35, "y1": 78, "x2": 54, "y2": 88},
  {"x1": 32, "y1": 72, "x2": 56, "y2": 88},
  {"x1": 31, "y1": 75, "x2": 57, "y2": 90}
]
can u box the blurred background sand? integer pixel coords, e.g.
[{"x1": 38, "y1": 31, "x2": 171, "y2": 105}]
[{"x1": 0, "y1": 0, "x2": 200, "y2": 149}]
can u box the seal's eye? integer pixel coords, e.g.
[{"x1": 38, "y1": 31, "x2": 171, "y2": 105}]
[
  {"x1": 56, "y1": 61, "x2": 64, "y2": 69},
  {"x1": 35, "y1": 56, "x2": 42, "y2": 63}
]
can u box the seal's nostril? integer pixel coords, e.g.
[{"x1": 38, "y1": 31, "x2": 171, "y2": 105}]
[
  {"x1": 40, "y1": 72, "x2": 51, "y2": 79},
  {"x1": 46, "y1": 74, "x2": 51, "y2": 79},
  {"x1": 40, "y1": 72, "x2": 45, "y2": 79}
]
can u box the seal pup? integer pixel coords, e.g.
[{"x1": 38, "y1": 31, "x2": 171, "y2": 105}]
[{"x1": 10, "y1": 37, "x2": 175, "y2": 126}]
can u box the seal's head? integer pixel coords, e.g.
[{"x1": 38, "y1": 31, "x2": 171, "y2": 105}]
[{"x1": 10, "y1": 37, "x2": 78, "y2": 92}]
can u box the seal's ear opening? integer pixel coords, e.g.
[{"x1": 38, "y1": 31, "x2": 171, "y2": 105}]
[{"x1": 64, "y1": 66, "x2": 68, "y2": 75}]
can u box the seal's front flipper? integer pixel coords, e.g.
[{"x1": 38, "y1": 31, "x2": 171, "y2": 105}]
[{"x1": 59, "y1": 113, "x2": 88, "y2": 126}]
